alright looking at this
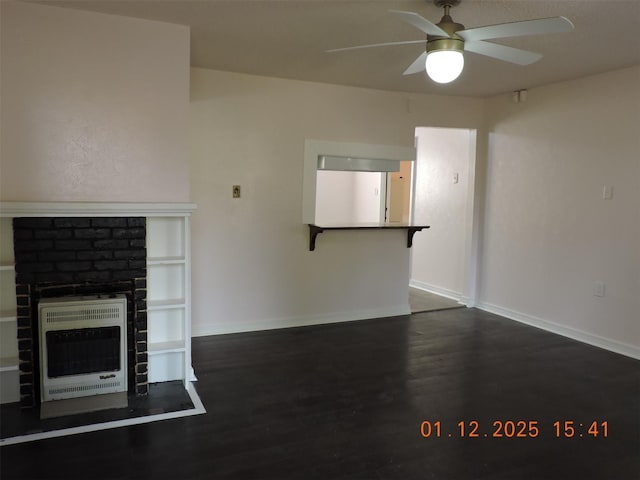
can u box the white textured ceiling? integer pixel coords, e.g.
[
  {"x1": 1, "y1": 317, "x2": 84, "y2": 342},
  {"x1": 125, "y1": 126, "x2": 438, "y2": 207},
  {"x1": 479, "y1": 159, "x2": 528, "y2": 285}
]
[{"x1": 29, "y1": 0, "x2": 640, "y2": 97}]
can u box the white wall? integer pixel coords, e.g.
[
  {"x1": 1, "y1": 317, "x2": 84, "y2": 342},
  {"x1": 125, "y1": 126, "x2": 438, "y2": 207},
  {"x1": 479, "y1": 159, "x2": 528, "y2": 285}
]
[
  {"x1": 411, "y1": 127, "x2": 472, "y2": 299},
  {"x1": 315, "y1": 171, "x2": 382, "y2": 224},
  {"x1": 0, "y1": 1, "x2": 191, "y2": 202},
  {"x1": 190, "y1": 68, "x2": 484, "y2": 335},
  {"x1": 353, "y1": 172, "x2": 383, "y2": 223},
  {"x1": 479, "y1": 66, "x2": 640, "y2": 355},
  {"x1": 316, "y1": 171, "x2": 356, "y2": 225}
]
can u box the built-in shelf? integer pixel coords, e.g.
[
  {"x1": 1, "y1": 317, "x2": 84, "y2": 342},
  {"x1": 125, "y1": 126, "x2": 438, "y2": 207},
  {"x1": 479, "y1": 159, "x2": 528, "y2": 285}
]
[
  {"x1": 307, "y1": 223, "x2": 430, "y2": 251},
  {"x1": 146, "y1": 215, "x2": 192, "y2": 387},
  {"x1": 0, "y1": 216, "x2": 18, "y2": 403}
]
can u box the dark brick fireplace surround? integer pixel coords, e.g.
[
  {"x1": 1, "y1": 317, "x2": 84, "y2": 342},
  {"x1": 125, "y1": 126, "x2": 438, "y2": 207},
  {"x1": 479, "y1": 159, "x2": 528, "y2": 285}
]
[{"x1": 13, "y1": 217, "x2": 148, "y2": 408}]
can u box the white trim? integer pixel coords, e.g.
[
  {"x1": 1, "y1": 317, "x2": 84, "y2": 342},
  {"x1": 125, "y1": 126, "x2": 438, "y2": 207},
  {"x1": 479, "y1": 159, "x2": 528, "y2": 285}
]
[
  {"x1": 0, "y1": 202, "x2": 197, "y2": 217},
  {"x1": 183, "y1": 215, "x2": 193, "y2": 390},
  {"x1": 461, "y1": 129, "x2": 480, "y2": 307},
  {"x1": 477, "y1": 301, "x2": 640, "y2": 360},
  {"x1": 192, "y1": 305, "x2": 411, "y2": 337},
  {"x1": 459, "y1": 296, "x2": 477, "y2": 308},
  {"x1": 379, "y1": 174, "x2": 387, "y2": 224},
  {"x1": 409, "y1": 280, "x2": 464, "y2": 303},
  {"x1": 0, "y1": 382, "x2": 206, "y2": 446}
]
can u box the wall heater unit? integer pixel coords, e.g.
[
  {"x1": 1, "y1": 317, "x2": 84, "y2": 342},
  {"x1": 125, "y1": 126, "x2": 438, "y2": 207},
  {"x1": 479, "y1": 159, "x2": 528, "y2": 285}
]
[{"x1": 39, "y1": 296, "x2": 127, "y2": 402}]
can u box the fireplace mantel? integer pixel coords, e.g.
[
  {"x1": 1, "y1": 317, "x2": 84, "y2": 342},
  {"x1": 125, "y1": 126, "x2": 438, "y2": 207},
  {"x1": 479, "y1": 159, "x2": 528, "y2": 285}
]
[
  {"x1": 0, "y1": 202, "x2": 196, "y2": 407},
  {"x1": 0, "y1": 202, "x2": 197, "y2": 217}
]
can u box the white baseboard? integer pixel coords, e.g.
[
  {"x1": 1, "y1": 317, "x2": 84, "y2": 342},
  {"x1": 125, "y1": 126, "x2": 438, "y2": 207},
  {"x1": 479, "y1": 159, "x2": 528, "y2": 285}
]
[
  {"x1": 477, "y1": 301, "x2": 640, "y2": 360},
  {"x1": 409, "y1": 280, "x2": 463, "y2": 303},
  {"x1": 459, "y1": 296, "x2": 476, "y2": 308},
  {"x1": 191, "y1": 304, "x2": 411, "y2": 337}
]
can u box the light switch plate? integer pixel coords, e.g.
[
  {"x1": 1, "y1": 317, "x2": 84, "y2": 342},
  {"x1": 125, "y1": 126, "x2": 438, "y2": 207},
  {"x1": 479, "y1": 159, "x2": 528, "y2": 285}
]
[{"x1": 593, "y1": 281, "x2": 605, "y2": 297}]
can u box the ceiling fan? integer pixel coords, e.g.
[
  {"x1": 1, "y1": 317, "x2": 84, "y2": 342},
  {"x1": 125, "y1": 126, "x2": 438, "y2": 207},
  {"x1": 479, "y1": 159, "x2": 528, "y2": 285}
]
[{"x1": 327, "y1": 0, "x2": 574, "y2": 84}]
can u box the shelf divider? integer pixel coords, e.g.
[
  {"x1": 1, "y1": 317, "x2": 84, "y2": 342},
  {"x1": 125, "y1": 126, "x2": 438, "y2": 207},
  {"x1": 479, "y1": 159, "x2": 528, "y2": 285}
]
[
  {"x1": 0, "y1": 357, "x2": 19, "y2": 372},
  {"x1": 148, "y1": 341, "x2": 186, "y2": 354}
]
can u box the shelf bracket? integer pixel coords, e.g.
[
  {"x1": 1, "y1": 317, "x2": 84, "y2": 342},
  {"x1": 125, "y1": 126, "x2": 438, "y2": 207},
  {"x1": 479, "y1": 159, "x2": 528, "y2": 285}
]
[
  {"x1": 407, "y1": 227, "x2": 424, "y2": 248},
  {"x1": 309, "y1": 224, "x2": 324, "y2": 251}
]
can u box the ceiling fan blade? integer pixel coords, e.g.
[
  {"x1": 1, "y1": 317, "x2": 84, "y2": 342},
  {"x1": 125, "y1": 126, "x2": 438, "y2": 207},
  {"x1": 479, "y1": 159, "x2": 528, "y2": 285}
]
[
  {"x1": 464, "y1": 40, "x2": 543, "y2": 65},
  {"x1": 403, "y1": 51, "x2": 428, "y2": 75},
  {"x1": 389, "y1": 10, "x2": 449, "y2": 37},
  {"x1": 458, "y1": 16, "x2": 574, "y2": 42},
  {"x1": 326, "y1": 39, "x2": 425, "y2": 53}
]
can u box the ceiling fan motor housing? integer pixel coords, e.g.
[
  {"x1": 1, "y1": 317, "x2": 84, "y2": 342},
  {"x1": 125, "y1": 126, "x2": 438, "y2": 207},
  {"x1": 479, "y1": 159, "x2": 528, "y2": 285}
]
[
  {"x1": 427, "y1": 8, "x2": 465, "y2": 55},
  {"x1": 434, "y1": 0, "x2": 461, "y2": 8},
  {"x1": 426, "y1": 36, "x2": 464, "y2": 55}
]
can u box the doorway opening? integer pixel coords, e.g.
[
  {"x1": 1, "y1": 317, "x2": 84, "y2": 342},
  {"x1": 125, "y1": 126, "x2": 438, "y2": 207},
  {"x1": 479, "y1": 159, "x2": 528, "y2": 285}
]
[
  {"x1": 385, "y1": 161, "x2": 413, "y2": 224},
  {"x1": 409, "y1": 126, "x2": 478, "y2": 312}
]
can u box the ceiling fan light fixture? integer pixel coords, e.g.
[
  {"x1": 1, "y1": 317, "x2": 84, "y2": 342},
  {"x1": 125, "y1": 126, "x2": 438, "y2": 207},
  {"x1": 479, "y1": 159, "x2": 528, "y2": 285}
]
[
  {"x1": 426, "y1": 50, "x2": 464, "y2": 83},
  {"x1": 425, "y1": 37, "x2": 464, "y2": 83}
]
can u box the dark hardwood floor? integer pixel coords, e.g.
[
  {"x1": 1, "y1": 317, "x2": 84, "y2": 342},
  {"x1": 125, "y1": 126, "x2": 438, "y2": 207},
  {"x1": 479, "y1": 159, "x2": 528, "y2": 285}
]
[
  {"x1": 408, "y1": 287, "x2": 462, "y2": 313},
  {"x1": 2, "y1": 308, "x2": 639, "y2": 479}
]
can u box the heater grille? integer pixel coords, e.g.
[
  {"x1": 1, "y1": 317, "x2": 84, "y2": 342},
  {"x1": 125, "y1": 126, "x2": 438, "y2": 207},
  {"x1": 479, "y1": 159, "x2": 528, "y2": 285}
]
[
  {"x1": 46, "y1": 326, "x2": 121, "y2": 378},
  {"x1": 44, "y1": 306, "x2": 122, "y2": 324},
  {"x1": 48, "y1": 381, "x2": 122, "y2": 396}
]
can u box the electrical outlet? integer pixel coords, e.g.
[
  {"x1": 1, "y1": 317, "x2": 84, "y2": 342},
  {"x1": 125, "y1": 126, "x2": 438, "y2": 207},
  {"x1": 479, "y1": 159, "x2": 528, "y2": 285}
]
[
  {"x1": 602, "y1": 185, "x2": 613, "y2": 200},
  {"x1": 232, "y1": 185, "x2": 241, "y2": 198},
  {"x1": 453, "y1": 173, "x2": 459, "y2": 184},
  {"x1": 593, "y1": 281, "x2": 605, "y2": 297}
]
